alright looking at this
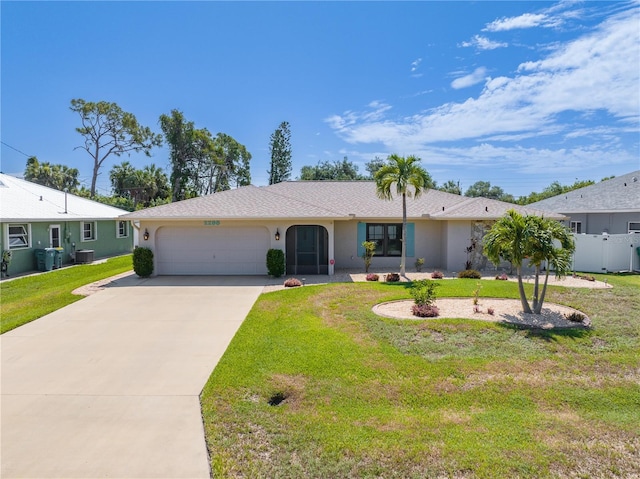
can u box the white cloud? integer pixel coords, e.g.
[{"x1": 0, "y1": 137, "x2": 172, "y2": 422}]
[
  {"x1": 484, "y1": 13, "x2": 550, "y2": 32},
  {"x1": 451, "y1": 67, "x2": 488, "y2": 90},
  {"x1": 326, "y1": 6, "x2": 639, "y2": 151},
  {"x1": 460, "y1": 35, "x2": 508, "y2": 50},
  {"x1": 410, "y1": 58, "x2": 422, "y2": 72}
]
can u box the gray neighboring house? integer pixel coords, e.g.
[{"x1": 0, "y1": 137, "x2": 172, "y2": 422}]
[
  {"x1": 122, "y1": 181, "x2": 563, "y2": 276},
  {"x1": 529, "y1": 170, "x2": 640, "y2": 235},
  {"x1": 0, "y1": 173, "x2": 133, "y2": 277}
]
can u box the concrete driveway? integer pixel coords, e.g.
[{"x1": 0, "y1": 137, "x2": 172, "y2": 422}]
[{"x1": 1, "y1": 274, "x2": 264, "y2": 479}]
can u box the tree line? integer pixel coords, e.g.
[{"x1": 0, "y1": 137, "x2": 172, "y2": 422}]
[{"x1": 22, "y1": 98, "x2": 606, "y2": 211}]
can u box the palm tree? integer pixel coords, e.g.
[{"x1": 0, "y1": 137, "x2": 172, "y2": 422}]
[
  {"x1": 374, "y1": 154, "x2": 432, "y2": 276},
  {"x1": 484, "y1": 210, "x2": 575, "y2": 314}
]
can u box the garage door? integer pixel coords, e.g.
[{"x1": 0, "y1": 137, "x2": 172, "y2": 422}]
[{"x1": 156, "y1": 226, "x2": 270, "y2": 275}]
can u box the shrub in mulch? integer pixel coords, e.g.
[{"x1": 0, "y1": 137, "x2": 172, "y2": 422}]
[
  {"x1": 283, "y1": 278, "x2": 303, "y2": 288},
  {"x1": 458, "y1": 269, "x2": 482, "y2": 279},
  {"x1": 487, "y1": 307, "x2": 495, "y2": 316},
  {"x1": 385, "y1": 273, "x2": 400, "y2": 282},
  {"x1": 366, "y1": 273, "x2": 379, "y2": 282},
  {"x1": 412, "y1": 304, "x2": 440, "y2": 318},
  {"x1": 431, "y1": 270, "x2": 444, "y2": 279},
  {"x1": 495, "y1": 273, "x2": 509, "y2": 281},
  {"x1": 565, "y1": 312, "x2": 586, "y2": 323}
]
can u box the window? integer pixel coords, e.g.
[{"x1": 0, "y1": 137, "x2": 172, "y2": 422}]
[
  {"x1": 629, "y1": 222, "x2": 640, "y2": 234},
  {"x1": 117, "y1": 220, "x2": 129, "y2": 238},
  {"x1": 570, "y1": 221, "x2": 582, "y2": 234},
  {"x1": 81, "y1": 221, "x2": 96, "y2": 241},
  {"x1": 366, "y1": 223, "x2": 402, "y2": 256},
  {"x1": 7, "y1": 224, "x2": 30, "y2": 249}
]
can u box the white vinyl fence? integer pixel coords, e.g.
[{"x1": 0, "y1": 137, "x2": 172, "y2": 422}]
[{"x1": 572, "y1": 234, "x2": 640, "y2": 274}]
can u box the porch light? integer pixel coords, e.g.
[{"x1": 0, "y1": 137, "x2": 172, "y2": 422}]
[
  {"x1": 143, "y1": 229, "x2": 150, "y2": 241},
  {"x1": 275, "y1": 229, "x2": 280, "y2": 241}
]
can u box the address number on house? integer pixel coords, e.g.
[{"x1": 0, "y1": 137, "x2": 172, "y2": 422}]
[{"x1": 204, "y1": 220, "x2": 221, "y2": 226}]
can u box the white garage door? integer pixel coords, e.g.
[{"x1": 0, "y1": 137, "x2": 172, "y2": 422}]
[{"x1": 156, "y1": 226, "x2": 270, "y2": 275}]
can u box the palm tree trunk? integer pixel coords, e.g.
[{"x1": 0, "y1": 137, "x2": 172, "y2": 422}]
[
  {"x1": 535, "y1": 269, "x2": 551, "y2": 314},
  {"x1": 516, "y1": 265, "x2": 533, "y2": 314},
  {"x1": 532, "y1": 265, "x2": 541, "y2": 312},
  {"x1": 401, "y1": 193, "x2": 407, "y2": 276}
]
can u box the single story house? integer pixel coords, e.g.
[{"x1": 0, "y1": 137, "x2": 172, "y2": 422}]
[
  {"x1": 122, "y1": 181, "x2": 563, "y2": 276},
  {"x1": 0, "y1": 173, "x2": 133, "y2": 277},
  {"x1": 529, "y1": 170, "x2": 640, "y2": 235}
]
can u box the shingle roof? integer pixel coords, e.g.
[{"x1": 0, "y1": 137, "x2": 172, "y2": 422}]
[
  {"x1": 529, "y1": 170, "x2": 640, "y2": 213},
  {"x1": 123, "y1": 181, "x2": 563, "y2": 221},
  {"x1": 0, "y1": 173, "x2": 129, "y2": 222}
]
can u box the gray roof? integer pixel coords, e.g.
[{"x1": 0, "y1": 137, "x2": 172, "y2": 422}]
[
  {"x1": 529, "y1": 170, "x2": 640, "y2": 213},
  {"x1": 0, "y1": 173, "x2": 129, "y2": 222},
  {"x1": 123, "y1": 181, "x2": 563, "y2": 221}
]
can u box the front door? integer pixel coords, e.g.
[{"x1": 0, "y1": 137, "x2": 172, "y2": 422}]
[
  {"x1": 286, "y1": 225, "x2": 328, "y2": 275},
  {"x1": 50, "y1": 225, "x2": 61, "y2": 248}
]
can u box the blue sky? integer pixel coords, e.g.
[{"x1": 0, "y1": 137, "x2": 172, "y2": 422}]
[{"x1": 2, "y1": 1, "x2": 639, "y2": 198}]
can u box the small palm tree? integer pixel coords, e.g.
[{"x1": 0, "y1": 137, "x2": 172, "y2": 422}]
[
  {"x1": 484, "y1": 210, "x2": 575, "y2": 314},
  {"x1": 374, "y1": 154, "x2": 432, "y2": 276}
]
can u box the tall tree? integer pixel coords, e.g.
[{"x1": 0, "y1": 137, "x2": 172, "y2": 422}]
[
  {"x1": 268, "y1": 121, "x2": 292, "y2": 184},
  {"x1": 465, "y1": 180, "x2": 514, "y2": 202},
  {"x1": 483, "y1": 210, "x2": 575, "y2": 314},
  {"x1": 299, "y1": 157, "x2": 363, "y2": 180},
  {"x1": 374, "y1": 154, "x2": 433, "y2": 276},
  {"x1": 70, "y1": 99, "x2": 162, "y2": 197},
  {"x1": 437, "y1": 180, "x2": 462, "y2": 195},
  {"x1": 517, "y1": 179, "x2": 596, "y2": 205},
  {"x1": 109, "y1": 161, "x2": 170, "y2": 208},
  {"x1": 364, "y1": 156, "x2": 385, "y2": 179},
  {"x1": 24, "y1": 156, "x2": 80, "y2": 192}
]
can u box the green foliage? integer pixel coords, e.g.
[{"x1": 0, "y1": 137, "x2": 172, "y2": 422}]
[
  {"x1": 517, "y1": 179, "x2": 596, "y2": 205},
  {"x1": 436, "y1": 179, "x2": 462, "y2": 195},
  {"x1": 24, "y1": 156, "x2": 79, "y2": 192},
  {"x1": 1, "y1": 255, "x2": 132, "y2": 333},
  {"x1": 266, "y1": 248, "x2": 285, "y2": 277},
  {"x1": 414, "y1": 257, "x2": 425, "y2": 271},
  {"x1": 361, "y1": 240, "x2": 376, "y2": 272},
  {"x1": 109, "y1": 161, "x2": 171, "y2": 208},
  {"x1": 299, "y1": 156, "x2": 364, "y2": 180},
  {"x1": 160, "y1": 109, "x2": 252, "y2": 201},
  {"x1": 70, "y1": 98, "x2": 162, "y2": 197},
  {"x1": 364, "y1": 156, "x2": 385, "y2": 178},
  {"x1": 268, "y1": 121, "x2": 292, "y2": 184},
  {"x1": 458, "y1": 269, "x2": 482, "y2": 279},
  {"x1": 410, "y1": 279, "x2": 438, "y2": 306},
  {"x1": 464, "y1": 180, "x2": 515, "y2": 202},
  {"x1": 132, "y1": 246, "x2": 154, "y2": 277}
]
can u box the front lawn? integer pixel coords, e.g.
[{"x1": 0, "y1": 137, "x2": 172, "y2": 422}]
[
  {"x1": 0, "y1": 254, "x2": 133, "y2": 334},
  {"x1": 201, "y1": 276, "x2": 640, "y2": 478}
]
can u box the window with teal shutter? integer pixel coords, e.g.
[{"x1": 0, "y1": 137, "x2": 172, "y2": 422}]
[
  {"x1": 406, "y1": 223, "x2": 415, "y2": 257},
  {"x1": 357, "y1": 222, "x2": 366, "y2": 257}
]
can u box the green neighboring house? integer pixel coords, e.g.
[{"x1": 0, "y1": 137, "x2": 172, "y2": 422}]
[{"x1": 0, "y1": 173, "x2": 133, "y2": 277}]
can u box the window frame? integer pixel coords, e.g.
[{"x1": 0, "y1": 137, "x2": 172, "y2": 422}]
[
  {"x1": 49, "y1": 224, "x2": 61, "y2": 248},
  {"x1": 570, "y1": 221, "x2": 582, "y2": 234},
  {"x1": 117, "y1": 220, "x2": 129, "y2": 238},
  {"x1": 6, "y1": 223, "x2": 31, "y2": 250},
  {"x1": 81, "y1": 221, "x2": 97, "y2": 242},
  {"x1": 629, "y1": 222, "x2": 640, "y2": 234},
  {"x1": 366, "y1": 223, "x2": 403, "y2": 257}
]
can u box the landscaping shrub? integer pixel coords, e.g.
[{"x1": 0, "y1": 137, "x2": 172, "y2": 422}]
[
  {"x1": 132, "y1": 246, "x2": 153, "y2": 277},
  {"x1": 565, "y1": 311, "x2": 586, "y2": 323},
  {"x1": 410, "y1": 279, "x2": 438, "y2": 306},
  {"x1": 495, "y1": 273, "x2": 509, "y2": 281},
  {"x1": 266, "y1": 249, "x2": 285, "y2": 277},
  {"x1": 366, "y1": 273, "x2": 379, "y2": 282},
  {"x1": 414, "y1": 257, "x2": 424, "y2": 272},
  {"x1": 487, "y1": 307, "x2": 495, "y2": 316},
  {"x1": 412, "y1": 304, "x2": 440, "y2": 317},
  {"x1": 431, "y1": 270, "x2": 444, "y2": 279},
  {"x1": 362, "y1": 241, "x2": 376, "y2": 273},
  {"x1": 385, "y1": 273, "x2": 400, "y2": 282},
  {"x1": 458, "y1": 269, "x2": 481, "y2": 279},
  {"x1": 283, "y1": 278, "x2": 302, "y2": 288}
]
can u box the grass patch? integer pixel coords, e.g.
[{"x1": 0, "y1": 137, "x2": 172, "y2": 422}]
[
  {"x1": 202, "y1": 276, "x2": 640, "y2": 478},
  {"x1": 1, "y1": 255, "x2": 132, "y2": 333}
]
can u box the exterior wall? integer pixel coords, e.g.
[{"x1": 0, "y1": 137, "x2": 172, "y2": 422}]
[
  {"x1": 1, "y1": 220, "x2": 133, "y2": 277},
  {"x1": 137, "y1": 219, "x2": 335, "y2": 276},
  {"x1": 562, "y1": 212, "x2": 640, "y2": 235},
  {"x1": 573, "y1": 233, "x2": 640, "y2": 273},
  {"x1": 443, "y1": 221, "x2": 473, "y2": 272}
]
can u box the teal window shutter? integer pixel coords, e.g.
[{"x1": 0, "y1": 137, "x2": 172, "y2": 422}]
[
  {"x1": 357, "y1": 222, "x2": 366, "y2": 257},
  {"x1": 406, "y1": 223, "x2": 415, "y2": 257}
]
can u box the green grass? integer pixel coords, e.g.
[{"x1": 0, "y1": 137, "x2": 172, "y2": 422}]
[
  {"x1": 201, "y1": 276, "x2": 640, "y2": 478},
  {"x1": 0, "y1": 255, "x2": 133, "y2": 334}
]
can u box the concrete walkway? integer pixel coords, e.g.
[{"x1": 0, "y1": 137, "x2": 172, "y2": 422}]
[{"x1": 1, "y1": 274, "x2": 264, "y2": 479}]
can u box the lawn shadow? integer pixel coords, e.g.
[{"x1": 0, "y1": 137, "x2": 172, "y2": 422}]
[{"x1": 496, "y1": 318, "x2": 592, "y2": 342}]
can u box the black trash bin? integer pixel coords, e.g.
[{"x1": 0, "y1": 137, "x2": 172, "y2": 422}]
[{"x1": 35, "y1": 249, "x2": 56, "y2": 271}]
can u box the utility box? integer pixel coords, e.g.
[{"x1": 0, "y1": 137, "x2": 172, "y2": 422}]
[{"x1": 75, "y1": 249, "x2": 94, "y2": 264}]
